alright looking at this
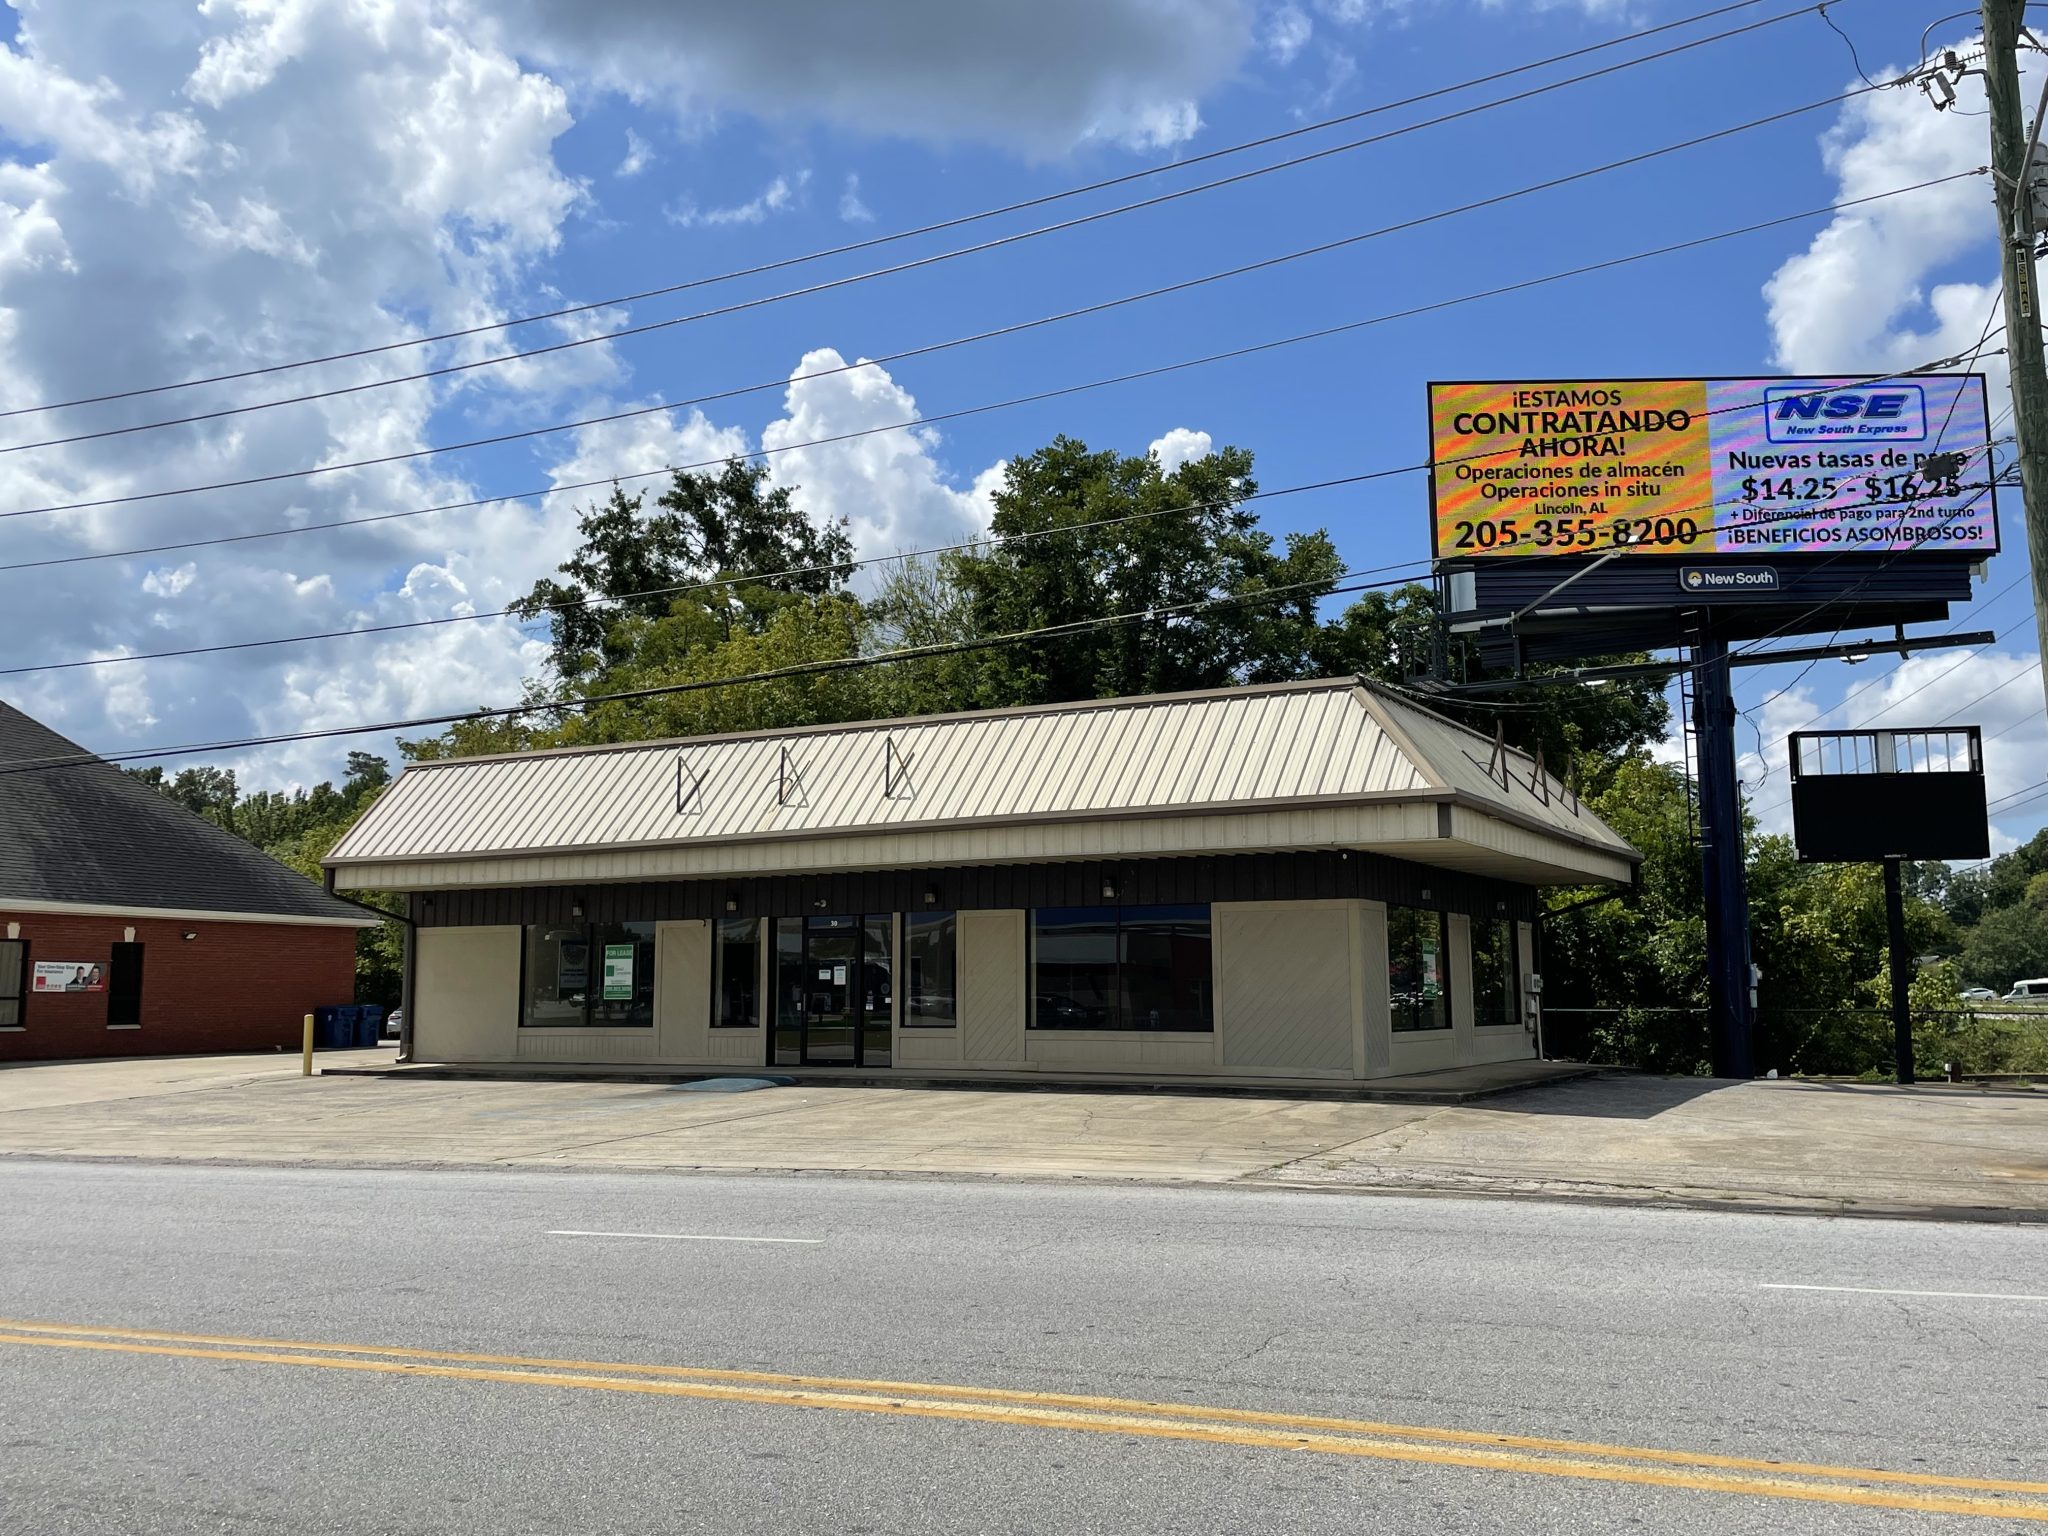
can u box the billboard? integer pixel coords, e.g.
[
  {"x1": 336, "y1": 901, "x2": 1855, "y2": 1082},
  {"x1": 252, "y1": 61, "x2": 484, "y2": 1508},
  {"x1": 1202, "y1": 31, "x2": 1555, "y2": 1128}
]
[{"x1": 1429, "y1": 375, "x2": 1996, "y2": 561}]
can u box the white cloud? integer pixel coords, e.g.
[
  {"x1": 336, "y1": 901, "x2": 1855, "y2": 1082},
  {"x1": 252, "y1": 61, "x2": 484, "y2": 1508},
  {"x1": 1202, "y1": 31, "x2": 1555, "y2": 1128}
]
[
  {"x1": 666, "y1": 169, "x2": 808, "y2": 228},
  {"x1": 0, "y1": 0, "x2": 1254, "y2": 793},
  {"x1": 1763, "y1": 33, "x2": 2014, "y2": 385},
  {"x1": 1264, "y1": 4, "x2": 1313, "y2": 63},
  {"x1": 837, "y1": 172, "x2": 872, "y2": 224},
  {"x1": 0, "y1": 0, "x2": 590, "y2": 786},
  {"x1": 761, "y1": 348, "x2": 988, "y2": 568},
  {"x1": 469, "y1": 0, "x2": 1247, "y2": 155},
  {"x1": 1148, "y1": 426, "x2": 1215, "y2": 474},
  {"x1": 141, "y1": 564, "x2": 199, "y2": 599},
  {"x1": 616, "y1": 127, "x2": 654, "y2": 178}
]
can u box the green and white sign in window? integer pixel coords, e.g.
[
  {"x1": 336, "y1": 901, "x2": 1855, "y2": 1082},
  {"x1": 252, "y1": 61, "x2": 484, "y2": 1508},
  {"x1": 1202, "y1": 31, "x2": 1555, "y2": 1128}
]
[{"x1": 601, "y1": 944, "x2": 636, "y2": 1001}]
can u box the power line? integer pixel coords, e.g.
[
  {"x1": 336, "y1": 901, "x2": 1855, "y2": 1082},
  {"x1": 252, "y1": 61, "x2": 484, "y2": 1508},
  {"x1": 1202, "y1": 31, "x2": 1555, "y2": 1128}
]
[
  {"x1": 0, "y1": 84, "x2": 1891, "y2": 524},
  {"x1": 0, "y1": 565, "x2": 1425, "y2": 777},
  {"x1": 10, "y1": 421, "x2": 1998, "y2": 683},
  {"x1": 0, "y1": 0, "x2": 1808, "y2": 426},
  {"x1": 0, "y1": 4, "x2": 1831, "y2": 458},
  {"x1": 0, "y1": 172, "x2": 1972, "y2": 576},
  {"x1": 0, "y1": 482, "x2": 1436, "y2": 678}
]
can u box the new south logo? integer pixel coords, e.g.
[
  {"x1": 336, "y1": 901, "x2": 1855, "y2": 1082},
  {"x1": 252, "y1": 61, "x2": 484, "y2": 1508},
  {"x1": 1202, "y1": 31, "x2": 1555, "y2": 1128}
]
[{"x1": 1684, "y1": 570, "x2": 1706, "y2": 590}]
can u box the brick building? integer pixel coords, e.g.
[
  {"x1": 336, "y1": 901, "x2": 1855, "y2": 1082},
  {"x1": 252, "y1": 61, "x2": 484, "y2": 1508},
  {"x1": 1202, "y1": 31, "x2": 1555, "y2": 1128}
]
[{"x1": 0, "y1": 702, "x2": 377, "y2": 1062}]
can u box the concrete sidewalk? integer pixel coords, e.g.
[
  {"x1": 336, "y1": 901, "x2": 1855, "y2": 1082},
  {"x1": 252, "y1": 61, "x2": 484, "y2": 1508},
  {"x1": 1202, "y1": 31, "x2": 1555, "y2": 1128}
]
[{"x1": 0, "y1": 1051, "x2": 2042, "y2": 1221}]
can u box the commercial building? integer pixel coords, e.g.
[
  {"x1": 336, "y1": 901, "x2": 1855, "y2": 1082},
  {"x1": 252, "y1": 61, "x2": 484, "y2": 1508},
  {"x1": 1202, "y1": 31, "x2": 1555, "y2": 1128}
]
[
  {"x1": 0, "y1": 702, "x2": 378, "y2": 1062},
  {"x1": 327, "y1": 677, "x2": 1638, "y2": 1086}
]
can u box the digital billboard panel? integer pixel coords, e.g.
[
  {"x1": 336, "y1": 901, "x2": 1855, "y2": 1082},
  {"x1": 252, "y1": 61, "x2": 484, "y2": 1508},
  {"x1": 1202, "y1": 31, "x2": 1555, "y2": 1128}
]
[{"x1": 1429, "y1": 375, "x2": 1996, "y2": 561}]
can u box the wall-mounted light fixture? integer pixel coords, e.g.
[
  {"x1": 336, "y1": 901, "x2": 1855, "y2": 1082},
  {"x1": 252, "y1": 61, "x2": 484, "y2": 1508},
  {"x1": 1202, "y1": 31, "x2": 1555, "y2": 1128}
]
[
  {"x1": 122, "y1": 927, "x2": 136, "y2": 943},
  {"x1": 724, "y1": 895, "x2": 739, "y2": 914},
  {"x1": 5, "y1": 922, "x2": 18, "y2": 940},
  {"x1": 922, "y1": 887, "x2": 938, "y2": 907},
  {"x1": 1101, "y1": 877, "x2": 1118, "y2": 901},
  {"x1": 181, "y1": 930, "x2": 198, "y2": 942},
  {"x1": 812, "y1": 897, "x2": 829, "y2": 910},
  {"x1": 1420, "y1": 887, "x2": 1432, "y2": 903},
  {"x1": 570, "y1": 901, "x2": 583, "y2": 919}
]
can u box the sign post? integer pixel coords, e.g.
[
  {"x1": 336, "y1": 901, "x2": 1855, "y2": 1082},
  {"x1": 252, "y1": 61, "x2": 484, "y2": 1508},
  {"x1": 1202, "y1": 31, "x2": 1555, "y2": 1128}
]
[{"x1": 1693, "y1": 635, "x2": 1755, "y2": 1080}]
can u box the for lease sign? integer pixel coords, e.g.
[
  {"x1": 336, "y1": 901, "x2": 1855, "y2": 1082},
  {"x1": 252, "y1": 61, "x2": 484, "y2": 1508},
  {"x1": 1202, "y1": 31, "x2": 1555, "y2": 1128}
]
[{"x1": 1429, "y1": 375, "x2": 1996, "y2": 560}]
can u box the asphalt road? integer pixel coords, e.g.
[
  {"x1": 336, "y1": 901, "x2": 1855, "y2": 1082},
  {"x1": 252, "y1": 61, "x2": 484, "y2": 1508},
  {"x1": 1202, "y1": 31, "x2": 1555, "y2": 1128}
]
[{"x1": 3, "y1": 1161, "x2": 2046, "y2": 1533}]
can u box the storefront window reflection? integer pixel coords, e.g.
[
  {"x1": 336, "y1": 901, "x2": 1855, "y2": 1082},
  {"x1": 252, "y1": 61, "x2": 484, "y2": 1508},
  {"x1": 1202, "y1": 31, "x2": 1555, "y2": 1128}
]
[
  {"x1": 1387, "y1": 906, "x2": 1448, "y2": 1032},
  {"x1": 522, "y1": 921, "x2": 654, "y2": 1028}
]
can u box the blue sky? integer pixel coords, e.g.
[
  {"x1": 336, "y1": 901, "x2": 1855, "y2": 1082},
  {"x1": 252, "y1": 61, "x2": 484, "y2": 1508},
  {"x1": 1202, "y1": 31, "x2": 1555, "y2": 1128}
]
[{"x1": 0, "y1": 0, "x2": 2039, "y2": 852}]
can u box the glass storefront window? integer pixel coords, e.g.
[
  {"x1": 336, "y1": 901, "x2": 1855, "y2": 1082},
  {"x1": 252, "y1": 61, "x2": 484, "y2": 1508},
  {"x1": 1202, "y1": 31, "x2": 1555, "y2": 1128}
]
[
  {"x1": 1120, "y1": 905, "x2": 1212, "y2": 1032},
  {"x1": 773, "y1": 917, "x2": 803, "y2": 1064},
  {"x1": 1387, "y1": 905, "x2": 1448, "y2": 1032},
  {"x1": 1471, "y1": 916, "x2": 1520, "y2": 1029},
  {"x1": 523, "y1": 924, "x2": 590, "y2": 1028},
  {"x1": 523, "y1": 921, "x2": 655, "y2": 1028},
  {"x1": 1033, "y1": 907, "x2": 1120, "y2": 1030},
  {"x1": 714, "y1": 917, "x2": 761, "y2": 1028},
  {"x1": 1030, "y1": 905, "x2": 1213, "y2": 1032},
  {"x1": 903, "y1": 912, "x2": 957, "y2": 1028}
]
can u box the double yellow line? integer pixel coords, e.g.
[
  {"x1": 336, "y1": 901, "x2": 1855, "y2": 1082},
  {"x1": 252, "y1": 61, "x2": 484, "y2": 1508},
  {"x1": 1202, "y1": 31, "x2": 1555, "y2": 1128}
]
[{"x1": 3, "y1": 1316, "x2": 2044, "y2": 1522}]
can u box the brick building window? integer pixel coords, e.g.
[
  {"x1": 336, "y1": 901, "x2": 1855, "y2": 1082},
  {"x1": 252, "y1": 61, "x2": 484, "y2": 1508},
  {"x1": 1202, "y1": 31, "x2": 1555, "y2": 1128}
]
[{"x1": 0, "y1": 939, "x2": 24, "y2": 1028}]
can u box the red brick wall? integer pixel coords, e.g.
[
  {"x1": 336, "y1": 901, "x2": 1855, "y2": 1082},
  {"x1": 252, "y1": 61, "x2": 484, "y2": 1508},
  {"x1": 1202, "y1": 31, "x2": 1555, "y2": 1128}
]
[{"x1": 0, "y1": 910, "x2": 359, "y2": 1062}]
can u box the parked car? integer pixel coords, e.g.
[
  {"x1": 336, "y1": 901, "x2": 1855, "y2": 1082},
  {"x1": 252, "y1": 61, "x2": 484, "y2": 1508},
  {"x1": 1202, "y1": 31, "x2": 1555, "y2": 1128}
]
[
  {"x1": 383, "y1": 1006, "x2": 404, "y2": 1039},
  {"x1": 1959, "y1": 986, "x2": 1997, "y2": 1003}
]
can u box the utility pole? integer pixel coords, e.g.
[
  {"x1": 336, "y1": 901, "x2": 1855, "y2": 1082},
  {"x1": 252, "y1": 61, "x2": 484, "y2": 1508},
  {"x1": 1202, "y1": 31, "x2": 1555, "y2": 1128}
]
[{"x1": 1981, "y1": 0, "x2": 2048, "y2": 716}]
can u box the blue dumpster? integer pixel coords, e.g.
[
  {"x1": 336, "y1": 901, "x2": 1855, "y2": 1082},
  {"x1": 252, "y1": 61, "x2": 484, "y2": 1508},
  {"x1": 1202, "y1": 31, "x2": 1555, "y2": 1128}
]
[
  {"x1": 314, "y1": 1005, "x2": 345, "y2": 1049},
  {"x1": 356, "y1": 1005, "x2": 384, "y2": 1047},
  {"x1": 333, "y1": 1005, "x2": 362, "y2": 1048}
]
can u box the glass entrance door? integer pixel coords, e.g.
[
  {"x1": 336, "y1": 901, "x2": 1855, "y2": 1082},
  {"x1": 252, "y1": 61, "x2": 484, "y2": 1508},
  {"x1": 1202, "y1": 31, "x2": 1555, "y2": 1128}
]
[
  {"x1": 779, "y1": 914, "x2": 893, "y2": 1067},
  {"x1": 804, "y1": 916, "x2": 859, "y2": 1064}
]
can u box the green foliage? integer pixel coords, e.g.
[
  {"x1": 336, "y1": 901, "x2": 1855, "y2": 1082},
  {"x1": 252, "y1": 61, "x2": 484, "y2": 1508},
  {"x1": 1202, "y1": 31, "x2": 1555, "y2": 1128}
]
[
  {"x1": 1959, "y1": 902, "x2": 2048, "y2": 995},
  {"x1": 129, "y1": 754, "x2": 400, "y2": 1003},
  {"x1": 509, "y1": 460, "x2": 853, "y2": 682},
  {"x1": 888, "y1": 436, "x2": 1345, "y2": 708}
]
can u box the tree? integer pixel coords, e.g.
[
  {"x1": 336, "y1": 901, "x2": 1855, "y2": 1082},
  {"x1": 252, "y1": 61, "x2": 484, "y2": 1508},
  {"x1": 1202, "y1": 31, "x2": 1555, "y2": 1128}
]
[
  {"x1": 127, "y1": 764, "x2": 240, "y2": 832},
  {"x1": 911, "y1": 437, "x2": 1345, "y2": 708},
  {"x1": 1538, "y1": 756, "x2": 1709, "y2": 1072},
  {"x1": 1960, "y1": 902, "x2": 2048, "y2": 993},
  {"x1": 511, "y1": 461, "x2": 853, "y2": 681}
]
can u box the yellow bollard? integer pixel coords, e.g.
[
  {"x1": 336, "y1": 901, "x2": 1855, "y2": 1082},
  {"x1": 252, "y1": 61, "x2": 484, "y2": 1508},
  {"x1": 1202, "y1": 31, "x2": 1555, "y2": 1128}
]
[{"x1": 302, "y1": 1012, "x2": 315, "y2": 1077}]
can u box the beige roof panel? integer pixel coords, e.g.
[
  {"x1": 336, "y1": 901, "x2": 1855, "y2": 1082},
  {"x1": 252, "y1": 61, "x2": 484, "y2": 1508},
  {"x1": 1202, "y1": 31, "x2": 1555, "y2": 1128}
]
[{"x1": 327, "y1": 677, "x2": 1634, "y2": 873}]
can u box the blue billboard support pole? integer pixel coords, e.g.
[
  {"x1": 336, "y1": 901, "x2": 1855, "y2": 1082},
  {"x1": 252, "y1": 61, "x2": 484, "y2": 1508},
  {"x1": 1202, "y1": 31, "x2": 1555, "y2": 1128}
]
[{"x1": 1691, "y1": 633, "x2": 1756, "y2": 1079}]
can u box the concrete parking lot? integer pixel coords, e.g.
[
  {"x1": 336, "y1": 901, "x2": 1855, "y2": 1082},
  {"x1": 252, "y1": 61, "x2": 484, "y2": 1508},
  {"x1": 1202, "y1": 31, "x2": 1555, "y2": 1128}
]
[{"x1": 1, "y1": 1050, "x2": 2043, "y2": 1220}]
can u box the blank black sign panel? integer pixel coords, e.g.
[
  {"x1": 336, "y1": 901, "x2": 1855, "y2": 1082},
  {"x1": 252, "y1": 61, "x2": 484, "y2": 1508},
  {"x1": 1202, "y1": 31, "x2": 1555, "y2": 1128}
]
[{"x1": 1788, "y1": 729, "x2": 1989, "y2": 863}]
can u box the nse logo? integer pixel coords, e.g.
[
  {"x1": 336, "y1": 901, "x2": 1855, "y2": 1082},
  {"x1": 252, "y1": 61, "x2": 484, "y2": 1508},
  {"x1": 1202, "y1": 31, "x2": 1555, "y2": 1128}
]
[{"x1": 1763, "y1": 384, "x2": 1927, "y2": 442}]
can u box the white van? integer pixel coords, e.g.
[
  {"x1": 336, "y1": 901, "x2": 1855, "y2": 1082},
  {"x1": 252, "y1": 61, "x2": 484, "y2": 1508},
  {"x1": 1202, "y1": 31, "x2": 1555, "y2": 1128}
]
[{"x1": 2002, "y1": 978, "x2": 2048, "y2": 1002}]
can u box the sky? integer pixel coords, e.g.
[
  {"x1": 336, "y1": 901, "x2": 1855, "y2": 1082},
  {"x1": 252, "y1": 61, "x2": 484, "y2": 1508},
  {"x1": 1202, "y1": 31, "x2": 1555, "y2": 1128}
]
[{"x1": 0, "y1": 0, "x2": 2041, "y2": 855}]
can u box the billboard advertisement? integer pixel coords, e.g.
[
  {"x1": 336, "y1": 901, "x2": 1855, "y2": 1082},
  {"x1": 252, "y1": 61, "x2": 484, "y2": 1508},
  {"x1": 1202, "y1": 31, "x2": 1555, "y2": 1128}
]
[{"x1": 1429, "y1": 375, "x2": 1996, "y2": 560}]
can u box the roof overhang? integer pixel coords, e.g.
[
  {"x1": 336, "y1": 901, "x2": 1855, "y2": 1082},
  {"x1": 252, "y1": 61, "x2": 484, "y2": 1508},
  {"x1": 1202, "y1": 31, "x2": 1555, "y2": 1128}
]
[{"x1": 329, "y1": 794, "x2": 1636, "y2": 894}]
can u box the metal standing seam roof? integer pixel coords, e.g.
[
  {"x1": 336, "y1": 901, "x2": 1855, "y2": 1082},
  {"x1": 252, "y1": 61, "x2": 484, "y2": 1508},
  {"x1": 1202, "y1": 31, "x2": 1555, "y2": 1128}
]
[{"x1": 326, "y1": 677, "x2": 1635, "y2": 868}]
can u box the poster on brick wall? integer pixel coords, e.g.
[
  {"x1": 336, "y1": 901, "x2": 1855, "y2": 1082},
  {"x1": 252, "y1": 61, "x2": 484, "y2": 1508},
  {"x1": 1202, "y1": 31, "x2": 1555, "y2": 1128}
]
[{"x1": 32, "y1": 962, "x2": 104, "y2": 993}]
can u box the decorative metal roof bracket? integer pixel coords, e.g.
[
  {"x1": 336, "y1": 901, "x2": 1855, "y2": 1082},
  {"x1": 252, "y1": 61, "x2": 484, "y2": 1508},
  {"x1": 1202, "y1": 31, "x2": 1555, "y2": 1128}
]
[
  {"x1": 674, "y1": 754, "x2": 703, "y2": 815},
  {"x1": 778, "y1": 744, "x2": 806, "y2": 807}
]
